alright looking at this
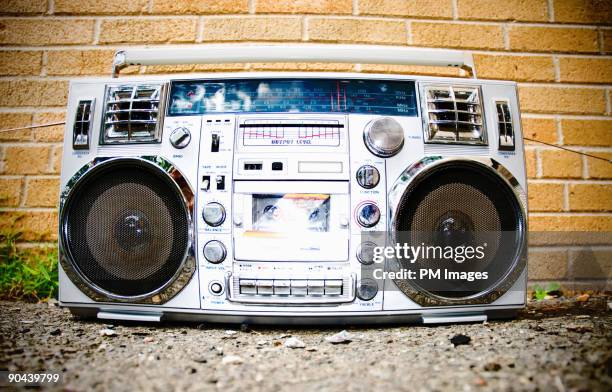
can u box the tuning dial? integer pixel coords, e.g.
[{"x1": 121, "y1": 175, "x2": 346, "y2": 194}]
[
  {"x1": 364, "y1": 117, "x2": 404, "y2": 157},
  {"x1": 356, "y1": 202, "x2": 380, "y2": 228},
  {"x1": 203, "y1": 240, "x2": 226, "y2": 264},
  {"x1": 356, "y1": 165, "x2": 380, "y2": 189},
  {"x1": 169, "y1": 127, "x2": 191, "y2": 149},
  {"x1": 202, "y1": 202, "x2": 226, "y2": 227}
]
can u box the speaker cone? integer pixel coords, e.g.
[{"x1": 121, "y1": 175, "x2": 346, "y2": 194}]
[
  {"x1": 60, "y1": 158, "x2": 193, "y2": 300},
  {"x1": 390, "y1": 158, "x2": 526, "y2": 305}
]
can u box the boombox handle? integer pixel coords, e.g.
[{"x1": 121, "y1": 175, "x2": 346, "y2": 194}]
[{"x1": 111, "y1": 44, "x2": 476, "y2": 78}]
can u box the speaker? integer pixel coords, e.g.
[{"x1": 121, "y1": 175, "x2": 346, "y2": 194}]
[
  {"x1": 389, "y1": 157, "x2": 527, "y2": 306},
  {"x1": 59, "y1": 157, "x2": 195, "y2": 304}
]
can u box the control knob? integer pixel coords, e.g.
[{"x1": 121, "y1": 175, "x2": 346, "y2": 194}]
[
  {"x1": 169, "y1": 127, "x2": 191, "y2": 149},
  {"x1": 363, "y1": 117, "x2": 404, "y2": 157},
  {"x1": 202, "y1": 202, "x2": 226, "y2": 227},
  {"x1": 203, "y1": 240, "x2": 226, "y2": 264},
  {"x1": 356, "y1": 165, "x2": 380, "y2": 189},
  {"x1": 356, "y1": 202, "x2": 381, "y2": 228}
]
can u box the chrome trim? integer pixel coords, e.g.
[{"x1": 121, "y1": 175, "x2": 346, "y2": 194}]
[
  {"x1": 418, "y1": 83, "x2": 488, "y2": 146},
  {"x1": 387, "y1": 156, "x2": 527, "y2": 306},
  {"x1": 58, "y1": 156, "x2": 196, "y2": 304},
  {"x1": 100, "y1": 83, "x2": 167, "y2": 145}
]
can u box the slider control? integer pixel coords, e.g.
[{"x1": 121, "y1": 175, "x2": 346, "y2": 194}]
[{"x1": 211, "y1": 134, "x2": 220, "y2": 152}]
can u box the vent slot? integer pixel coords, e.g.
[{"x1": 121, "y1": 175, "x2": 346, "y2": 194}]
[
  {"x1": 422, "y1": 85, "x2": 486, "y2": 145},
  {"x1": 102, "y1": 84, "x2": 163, "y2": 144},
  {"x1": 73, "y1": 99, "x2": 94, "y2": 150},
  {"x1": 496, "y1": 101, "x2": 515, "y2": 151}
]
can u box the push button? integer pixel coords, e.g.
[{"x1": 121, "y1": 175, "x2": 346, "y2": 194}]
[
  {"x1": 209, "y1": 281, "x2": 223, "y2": 295},
  {"x1": 239, "y1": 279, "x2": 256, "y2": 295},
  {"x1": 291, "y1": 280, "x2": 307, "y2": 296},
  {"x1": 274, "y1": 280, "x2": 291, "y2": 295},
  {"x1": 307, "y1": 280, "x2": 325, "y2": 296},
  {"x1": 324, "y1": 280, "x2": 343, "y2": 295},
  {"x1": 272, "y1": 162, "x2": 283, "y2": 171},
  {"x1": 257, "y1": 280, "x2": 274, "y2": 295}
]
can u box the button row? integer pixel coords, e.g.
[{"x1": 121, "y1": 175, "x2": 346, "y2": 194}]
[{"x1": 239, "y1": 279, "x2": 343, "y2": 296}]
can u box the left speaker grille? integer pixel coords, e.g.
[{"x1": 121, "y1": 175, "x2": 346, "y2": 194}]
[{"x1": 62, "y1": 160, "x2": 189, "y2": 298}]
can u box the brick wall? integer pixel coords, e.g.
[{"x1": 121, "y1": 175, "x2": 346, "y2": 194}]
[{"x1": 0, "y1": 0, "x2": 610, "y2": 286}]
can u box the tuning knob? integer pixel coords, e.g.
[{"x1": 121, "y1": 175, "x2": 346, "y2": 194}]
[
  {"x1": 202, "y1": 202, "x2": 226, "y2": 227},
  {"x1": 356, "y1": 202, "x2": 380, "y2": 228},
  {"x1": 363, "y1": 117, "x2": 404, "y2": 157}
]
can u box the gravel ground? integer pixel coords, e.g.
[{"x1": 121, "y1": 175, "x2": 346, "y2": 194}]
[{"x1": 0, "y1": 296, "x2": 610, "y2": 392}]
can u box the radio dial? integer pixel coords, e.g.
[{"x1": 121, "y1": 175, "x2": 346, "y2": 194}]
[
  {"x1": 364, "y1": 117, "x2": 404, "y2": 157},
  {"x1": 202, "y1": 202, "x2": 226, "y2": 227},
  {"x1": 356, "y1": 202, "x2": 381, "y2": 228},
  {"x1": 203, "y1": 240, "x2": 226, "y2": 264}
]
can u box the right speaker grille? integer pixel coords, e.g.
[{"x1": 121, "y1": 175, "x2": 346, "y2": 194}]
[{"x1": 393, "y1": 160, "x2": 525, "y2": 303}]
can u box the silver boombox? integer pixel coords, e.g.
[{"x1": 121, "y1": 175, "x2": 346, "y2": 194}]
[{"x1": 58, "y1": 45, "x2": 527, "y2": 324}]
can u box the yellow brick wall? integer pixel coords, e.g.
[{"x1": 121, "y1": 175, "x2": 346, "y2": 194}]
[{"x1": 0, "y1": 0, "x2": 610, "y2": 285}]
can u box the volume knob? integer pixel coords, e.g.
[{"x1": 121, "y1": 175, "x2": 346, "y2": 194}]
[
  {"x1": 202, "y1": 202, "x2": 226, "y2": 227},
  {"x1": 203, "y1": 241, "x2": 226, "y2": 264},
  {"x1": 356, "y1": 202, "x2": 380, "y2": 228}
]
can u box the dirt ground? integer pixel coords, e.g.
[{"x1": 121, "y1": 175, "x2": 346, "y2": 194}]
[{"x1": 0, "y1": 296, "x2": 610, "y2": 392}]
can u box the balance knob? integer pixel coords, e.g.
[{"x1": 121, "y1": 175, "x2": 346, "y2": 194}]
[
  {"x1": 202, "y1": 202, "x2": 226, "y2": 227},
  {"x1": 169, "y1": 127, "x2": 191, "y2": 149},
  {"x1": 356, "y1": 202, "x2": 380, "y2": 228},
  {"x1": 356, "y1": 165, "x2": 380, "y2": 189},
  {"x1": 203, "y1": 241, "x2": 226, "y2": 264}
]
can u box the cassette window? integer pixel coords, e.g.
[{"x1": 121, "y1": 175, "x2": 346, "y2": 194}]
[{"x1": 251, "y1": 193, "x2": 330, "y2": 233}]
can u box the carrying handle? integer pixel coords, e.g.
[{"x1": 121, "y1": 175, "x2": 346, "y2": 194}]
[{"x1": 111, "y1": 44, "x2": 476, "y2": 78}]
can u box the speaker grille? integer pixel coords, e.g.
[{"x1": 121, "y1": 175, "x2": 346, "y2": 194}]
[
  {"x1": 393, "y1": 161, "x2": 524, "y2": 301},
  {"x1": 62, "y1": 160, "x2": 190, "y2": 298}
]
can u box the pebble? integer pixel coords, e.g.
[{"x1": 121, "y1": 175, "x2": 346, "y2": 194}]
[
  {"x1": 99, "y1": 329, "x2": 117, "y2": 337},
  {"x1": 325, "y1": 330, "x2": 353, "y2": 344},
  {"x1": 284, "y1": 337, "x2": 306, "y2": 349},
  {"x1": 450, "y1": 334, "x2": 471, "y2": 346},
  {"x1": 576, "y1": 293, "x2": 590, "y2": 302},
  {"x1": 221, "y1": 355, "x2": 243, "y2": 365}
]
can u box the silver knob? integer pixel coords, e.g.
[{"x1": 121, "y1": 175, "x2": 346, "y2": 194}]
[
  {"x1": 356, "y1": 278, "x2": 378, "y2": 301},
  {"x1": 203, "y1": 240, "x2": 226, "y2": 264},
  {"x1": 202, "y1": 202, "x2": 226, "y2": 227},
  {"x1": 357, "y1": 241, "x2": 377, "y2": 265},
  {"x1": 356, "y1": 165, "x2": 380, "y2": 189},
  {"x1": 363, "y1": 117, "x2": 404, "y2": 157},
  {"x1": 169, "y1": 127, "x2": 191, "y2": 149},
  {"x1": 356, "y1": 203, "x2": 380, "y2": 228}
]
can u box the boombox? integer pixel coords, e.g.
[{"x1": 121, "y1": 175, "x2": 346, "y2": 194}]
[{"x1": 58, "y1": 45, "x2": 527, "y2": 324}]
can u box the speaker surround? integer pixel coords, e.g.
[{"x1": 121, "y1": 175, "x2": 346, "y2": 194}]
[{"x1": 59, "y1": 156, "x2": 195, "y2": 304}]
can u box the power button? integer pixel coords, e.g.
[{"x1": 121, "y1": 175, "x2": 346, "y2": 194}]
[{"x1": 209, "y1": 281, "x2": 224, "y2": 295}]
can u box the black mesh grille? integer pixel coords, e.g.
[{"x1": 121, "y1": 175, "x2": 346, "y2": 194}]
[
  {"x1": 62, "y1": 160, "x2": 189, "y2": 297},
  {"x1": 394, "y1": 161, "x2": 523, "y2": 299}
]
